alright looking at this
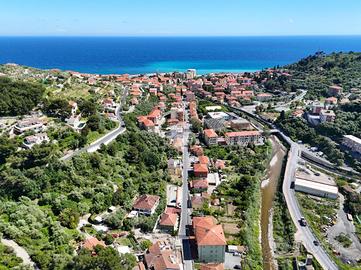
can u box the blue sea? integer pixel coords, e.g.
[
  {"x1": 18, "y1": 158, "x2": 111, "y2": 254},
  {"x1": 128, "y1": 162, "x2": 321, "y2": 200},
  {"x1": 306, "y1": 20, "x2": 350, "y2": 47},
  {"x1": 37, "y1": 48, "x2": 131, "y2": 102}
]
[{"x1": 0, "y1": 36, "x2": 361, "y2": 75}]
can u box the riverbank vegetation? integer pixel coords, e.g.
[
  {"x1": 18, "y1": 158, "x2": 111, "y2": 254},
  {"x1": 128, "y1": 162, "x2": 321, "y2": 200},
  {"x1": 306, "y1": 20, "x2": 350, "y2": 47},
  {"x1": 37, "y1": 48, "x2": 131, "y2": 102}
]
[{"x1": 204, "y1": 142, "x2": 272, "y2": 270}]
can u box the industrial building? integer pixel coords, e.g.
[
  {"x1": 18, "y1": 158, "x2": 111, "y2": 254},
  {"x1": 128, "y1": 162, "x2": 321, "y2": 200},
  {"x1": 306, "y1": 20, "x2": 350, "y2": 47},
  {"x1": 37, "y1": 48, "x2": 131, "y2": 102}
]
[{"x1": 294, "y1": 178, "x2": 338, "y2": 199}]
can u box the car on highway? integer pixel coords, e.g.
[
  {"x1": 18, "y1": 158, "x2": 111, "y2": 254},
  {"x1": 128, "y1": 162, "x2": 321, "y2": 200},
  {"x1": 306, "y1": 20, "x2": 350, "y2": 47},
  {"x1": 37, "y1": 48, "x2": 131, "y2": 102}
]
[
  {"x1": 300, "y1": 217, "x2": 307, "y2": 226},
  {"x1": 234, "y1": 265, "x2": 241, "y2": 269},
  {"x1": 313, "y1": 240, "x2": 319, "y2": 246}
]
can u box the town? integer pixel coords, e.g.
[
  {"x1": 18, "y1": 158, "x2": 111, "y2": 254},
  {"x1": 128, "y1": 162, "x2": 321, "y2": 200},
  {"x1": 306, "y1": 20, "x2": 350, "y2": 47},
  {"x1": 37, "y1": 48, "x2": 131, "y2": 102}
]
[{"x1": 1, "y1": 52, "x2": 361, "y2": 270}]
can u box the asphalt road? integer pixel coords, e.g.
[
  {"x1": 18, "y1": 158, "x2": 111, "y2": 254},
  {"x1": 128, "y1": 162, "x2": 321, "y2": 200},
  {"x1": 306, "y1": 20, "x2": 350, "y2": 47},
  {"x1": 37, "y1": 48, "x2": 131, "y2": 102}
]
[
  {"x1": 178, "y1": 103, "x2": 193, "y2": 270},
  {"x1": 282, "y1": 140, "x2": 338, "y2": 270},
  {"x1": 60, "y1": 87, "x2": 128, "y2": 161}
]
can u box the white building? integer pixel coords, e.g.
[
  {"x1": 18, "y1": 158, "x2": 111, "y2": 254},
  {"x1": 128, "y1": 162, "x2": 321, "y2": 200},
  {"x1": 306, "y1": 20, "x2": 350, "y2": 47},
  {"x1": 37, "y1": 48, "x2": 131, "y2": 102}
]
[
  {"x1": 23, "y1": 133, "x2": 49, "y2": 149},
  {"x1": 294, "y1": 178, "x2": 338, "y2": 199},
  {"x1": 186, "y1": 69, "x2": 197, "y2": 79},
  {"x1": 343, "y1": 135, "x2": 361, "y2": 154},
  {"x1": 320, "y1": 109, "x2": 336, "y2": 123},
  {"x1": 14, "y1": 118, "x2": 45, "y2": 134}
]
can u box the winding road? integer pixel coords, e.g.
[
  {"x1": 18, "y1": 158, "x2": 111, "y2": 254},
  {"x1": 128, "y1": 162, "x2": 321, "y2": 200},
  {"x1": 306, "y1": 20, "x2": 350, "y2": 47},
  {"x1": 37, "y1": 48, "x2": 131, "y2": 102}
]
[{"x1": 61, "y1": 87, "x2": 128, "y2": 161}]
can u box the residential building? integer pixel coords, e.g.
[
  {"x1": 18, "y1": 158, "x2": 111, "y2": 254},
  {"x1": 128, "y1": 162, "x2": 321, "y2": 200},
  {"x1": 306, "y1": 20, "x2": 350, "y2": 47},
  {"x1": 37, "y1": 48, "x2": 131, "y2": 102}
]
[
  {"x1": 168, "y1": 158, "x2": 182, "y2": 177},
  {"x1": 193, "y1": 216, "x2": 226, "y2": 263},
  {"x1": 137, "y1": 116, "x2": 155, "y2": 131},
  {"x1": 328, "y1": 85, "x2": 343, "y2": 97},
  {"x1": 158, "y1": 212, "x2": 178, "y2": 233},
  {"x1": 194, "y1": 164, "x2": 209, "y2": 178},
  {"x1": 343, "y1": 135, "x2": 361, "y2": 155},
  {"x1": 69, "y1": 100, "x2": 78, "y2": 115},
  {"x1": 82, "y1": 237, "x2": 106, "y2": 250},
  {"x1": 23, "y1": 133, "x2": 49, "y2": 149},
  {"x1": 256, "y1": 93, "x2": 273, "y2": 101},
  {"x1": 224, "y1": 131, "x2": 262, "y2": 146},
  {"x1": 204, "y1": 129, "x2": 218, "y2": 146},
  {"x1": 133, "y1": 194, "x2": 160, "y2": 216},
  {"x1": 102, "y1": 98, "x2": 117, "y2": 112},
  {"x1": 310, "y1": 102, "x2": 324, "y2": 115},
  {"x1": 190, "y1": 179, "x2": 209, "y2": 192},
  {"x1": 148, "y1": 108, "x2": 162, "y2": 125},
  {"x1": 144, "y1": 241, "x2": 181, "y2": 270},
  {"x1": 14, "y1": 118, "x2": 45, "y2": 134},
  {"x1": 320, "y1": 109, "x2": 336, "y2": 123},
  {"x1": 186, "y1": 69, "x2": 197, "y2": 79}
]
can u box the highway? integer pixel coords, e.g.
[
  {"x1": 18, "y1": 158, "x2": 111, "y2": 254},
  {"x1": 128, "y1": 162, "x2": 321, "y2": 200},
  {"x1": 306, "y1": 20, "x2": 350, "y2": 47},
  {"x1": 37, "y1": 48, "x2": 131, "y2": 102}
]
[
  {"x1": 60, "y1": 87, "x2": 128, "y2": 161},
  {"x1": 178, "y1": 102, "x2": 193, "y2": 270}
]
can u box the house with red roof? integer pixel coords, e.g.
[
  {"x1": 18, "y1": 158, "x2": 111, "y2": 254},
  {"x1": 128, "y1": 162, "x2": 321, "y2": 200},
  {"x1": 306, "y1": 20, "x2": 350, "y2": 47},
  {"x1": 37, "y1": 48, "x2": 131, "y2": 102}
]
[
  {"x1": 158, "y1": 212, "x2": 179, "y2": 233},
  {"x1": 133, "y1": 194, "x2": 160, "y2": 216},
  {"x1": 190, "y1": 179, "x2": 209, "y2": 193},
  {"x1": 204, "y1": 129, "x2": 218, "y2": 146},
  {"x1": 144, "y1": 241, "x2": 181, "y2": 270},
  {"x1": 192, "y1": 216, "x2": 226, "y2": 263},
  {"x1": 82, "y1": 237, "x2": 106, "y2": 251},
  {"x1": 193, "y1": 163, "x2": 209, "y2": 178}
]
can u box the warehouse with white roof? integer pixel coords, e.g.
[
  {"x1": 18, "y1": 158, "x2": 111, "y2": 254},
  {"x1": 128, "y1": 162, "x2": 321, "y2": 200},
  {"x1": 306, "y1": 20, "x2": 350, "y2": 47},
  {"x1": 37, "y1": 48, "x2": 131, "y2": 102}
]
[{"x1": 294, "y1": 178, "x2": 338, "y2": 199}]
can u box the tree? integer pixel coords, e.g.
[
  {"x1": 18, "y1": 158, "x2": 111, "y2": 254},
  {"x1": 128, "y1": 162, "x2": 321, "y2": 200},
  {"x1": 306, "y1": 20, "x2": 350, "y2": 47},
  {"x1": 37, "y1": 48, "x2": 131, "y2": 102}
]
[
  {"x1": 0, "y1": 77, "x2": 45, "y2": 116},
  {"x1": 59, "y1": 208, "x2": 80, "y2": 229},
  {"x1": 69, "y1": 246, "x2": 135, "y2": 270},
  {"x1": 78, "y1": 99, "x2": 98, "y2": 117},
  {"x1": 44, "y1": 98, "x2": 71, "y2": 119},
  {"x1": 87, "y1": 114, "x2": 101, "y2": 131}
]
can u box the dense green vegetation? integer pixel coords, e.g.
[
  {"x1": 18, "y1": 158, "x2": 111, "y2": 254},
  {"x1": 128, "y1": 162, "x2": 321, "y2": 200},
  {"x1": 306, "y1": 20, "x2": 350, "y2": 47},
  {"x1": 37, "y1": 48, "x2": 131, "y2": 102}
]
[
  {"x1": 0, "y1": 77, "x2": 45, "y2": 116},
  {"x1": 0, "y1": 117, "x2": 176, "y2": 269},
  {"x1": 0, "y1": 243, "x2": 23, "y2": 270},
  {"x1": 258, "y1": 52, "x2": 361, "y2": 99},
  {"x1": 204, "y1": 143, "x2": 271, "y2": 270},
  {"x1": 277, "y1": 117, "x2": 345, "y2": 165},
  {"x1": 68, "y1": 246, "x2": 136, "y2": 270}
]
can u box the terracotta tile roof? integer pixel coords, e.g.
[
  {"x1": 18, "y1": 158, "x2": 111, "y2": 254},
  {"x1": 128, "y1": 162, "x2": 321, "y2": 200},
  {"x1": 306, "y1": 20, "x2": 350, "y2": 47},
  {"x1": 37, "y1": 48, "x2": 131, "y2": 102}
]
[
  {"x1": 200, "y1": 263, "x2": 225, "y2": 270},
  {"x1": 148, "y1": 109, "x2": 161, "y2": 118},
  {"x1": 190, "y1": 179, "x2": 208, "y2": 189},
  {"x1": 83, "y1": 237, "x2": 106, "y2": 250},
  {"x1": 198, "y1": 155, "x2": 210, "y2": 164},
  {"x1": 193, "y1": 216, "x2": 226, "y2": 246},
  {"x1": 145, "y1": 242, "x2": 180, "y2": 270},
  {"x1": 159, "y1": 212, "x2": 178, "y2": 226},
  {"x1": 225, "y1": 131, "x2": 260, "y2": 137},
  {"x1": 133, "y1": 194, "x2": 160, "y2": 211},
  {"x1": 193, "y1": 163, "x2": 209, "y2": 173},
  {"x1": 204, "y1": 129, "x2": 218, "y2": 138}
]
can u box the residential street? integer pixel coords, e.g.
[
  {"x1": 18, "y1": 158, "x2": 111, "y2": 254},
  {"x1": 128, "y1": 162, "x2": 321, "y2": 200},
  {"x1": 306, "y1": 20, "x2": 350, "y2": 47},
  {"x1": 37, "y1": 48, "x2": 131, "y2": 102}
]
[{"x1": 178, "y1": 102, "x2": 193, "y2": 270}]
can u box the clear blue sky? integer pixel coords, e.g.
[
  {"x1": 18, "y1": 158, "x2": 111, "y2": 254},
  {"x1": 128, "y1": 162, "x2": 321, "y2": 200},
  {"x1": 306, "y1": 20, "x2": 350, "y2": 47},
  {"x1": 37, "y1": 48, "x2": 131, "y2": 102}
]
[{"x1": 1, "y1": 0, "x2": 361, "y2": 36}]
